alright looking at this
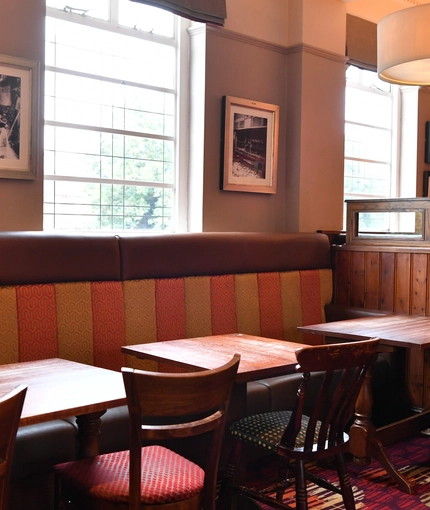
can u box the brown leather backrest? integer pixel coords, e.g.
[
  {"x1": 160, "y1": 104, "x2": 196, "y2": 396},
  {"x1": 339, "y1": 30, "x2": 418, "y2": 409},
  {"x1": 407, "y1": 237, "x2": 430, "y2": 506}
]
[
  {"x1": 0, "y1": 232, "x2": 121, "y2": 285},
  {"x1": 118, "y1": 232, "x2": 331, "y2": 280},
  {"x1": 0, "y1": 231, "x2": 331, "y2": 285}
]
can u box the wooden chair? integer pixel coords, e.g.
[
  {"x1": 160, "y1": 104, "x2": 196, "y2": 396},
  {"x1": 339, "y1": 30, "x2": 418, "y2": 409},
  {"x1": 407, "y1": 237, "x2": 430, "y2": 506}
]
[
  {"x1": 0, "y1": 384, "x2": 27, "y2": 510},
  {"x1": 225, "y1": 339, "x2": 380, "y2": 510},
  {"x1": 54, "y1": 354, "x2": 240, "y2": 510}
]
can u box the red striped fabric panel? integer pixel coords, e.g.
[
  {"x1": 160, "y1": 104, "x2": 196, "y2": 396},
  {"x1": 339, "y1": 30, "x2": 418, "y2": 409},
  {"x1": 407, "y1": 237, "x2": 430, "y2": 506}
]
[
  {"x1": 210, "y1": 275, "x2": 237, "y2": 335},
  {"x1": 16, "y1": 284, "x2": 58, "y2": 361},
  {"x1": 91, "y1": 281, "x2": 126, "y2": 370},
  {"x1": 155, "y1": 279, "x2": 187, "y2": 342},
  {"x1": 257, "y1": 272, "x2": 283, "y2": 339}
]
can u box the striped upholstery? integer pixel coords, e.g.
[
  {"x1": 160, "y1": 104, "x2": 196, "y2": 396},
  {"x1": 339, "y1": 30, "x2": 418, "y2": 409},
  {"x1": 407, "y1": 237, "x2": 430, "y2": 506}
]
[{"x1": 0, "y1": 269, "x2": 332, "y2": 372}]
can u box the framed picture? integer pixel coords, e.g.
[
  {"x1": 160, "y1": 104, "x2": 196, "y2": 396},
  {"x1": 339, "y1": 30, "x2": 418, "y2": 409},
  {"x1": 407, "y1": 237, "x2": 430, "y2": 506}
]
[
  {"x1": 221, "y1": 96, "x2": 279, "y2": 194},
  {"x1": 0, "y1": 54, "x2": 40, "y2": 180}
]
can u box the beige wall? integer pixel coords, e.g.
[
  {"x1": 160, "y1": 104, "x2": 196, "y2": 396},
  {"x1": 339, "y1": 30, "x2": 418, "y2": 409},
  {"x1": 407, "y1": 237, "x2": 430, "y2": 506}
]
[
  {"x1": 0, "y1": 0, "x2": 45, "y2": 230},
  {"x1": 203, "y1": 0, "x2": 347, "y2": 232},
  {"x1": 0, "y1": 0, "x2": 423, "y2": 233}
]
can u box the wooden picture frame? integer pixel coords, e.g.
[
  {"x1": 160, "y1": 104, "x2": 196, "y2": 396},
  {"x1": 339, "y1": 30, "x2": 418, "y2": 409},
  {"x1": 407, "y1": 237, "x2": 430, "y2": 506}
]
[
  {"x1": 221, "y1": 96, "x2": 279, "y2": 194},
  {"x1": 0, "y1": 54, "x2": 40, "y2": 180}
]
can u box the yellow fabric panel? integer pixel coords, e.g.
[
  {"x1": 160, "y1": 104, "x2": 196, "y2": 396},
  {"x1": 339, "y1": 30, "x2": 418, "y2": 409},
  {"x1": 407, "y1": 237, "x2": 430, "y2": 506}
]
[
  {"x1": 235, "y1": 274, "x2": 261, "y2": 336},
  {"x1": 280, "y1": 271, "x2": 304, "y2": 344},
  {"x1": 123, "y1": 280, "x2": 158, "y2": 371},
  {"x1": 319, "y1": 269, "x2": 333, "y2": 318},
  {"x1": 55, "y1": 282, "x2": 94, "y2": 365},
  {"x1": 185, "y1": 277, "x2": 213, "y2": 338},
  {"x1": 0, "y1": 287, "x2": 19, "y2": 363}
]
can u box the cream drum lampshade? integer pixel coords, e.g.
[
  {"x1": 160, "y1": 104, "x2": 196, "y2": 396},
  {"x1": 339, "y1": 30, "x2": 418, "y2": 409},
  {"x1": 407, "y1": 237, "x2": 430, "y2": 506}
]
[{"x1": 378, "y1": 4, "x2": 430, "y2": 86}]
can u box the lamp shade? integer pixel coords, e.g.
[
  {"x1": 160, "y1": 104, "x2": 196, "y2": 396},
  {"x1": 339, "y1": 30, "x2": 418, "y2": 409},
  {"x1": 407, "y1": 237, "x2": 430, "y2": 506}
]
[{"x1": 378, "y1": 4, "x2": 430, "y2": 85}]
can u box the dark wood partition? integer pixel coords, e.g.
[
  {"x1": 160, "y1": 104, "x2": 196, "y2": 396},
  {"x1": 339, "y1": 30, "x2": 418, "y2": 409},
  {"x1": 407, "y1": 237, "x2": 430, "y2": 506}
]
[
  {"x1": 332, "y1": 198, "x2": 430, "y2": 410},
  {"x1": 332, "y1": 244, "x2": 430, "y2": 410}
]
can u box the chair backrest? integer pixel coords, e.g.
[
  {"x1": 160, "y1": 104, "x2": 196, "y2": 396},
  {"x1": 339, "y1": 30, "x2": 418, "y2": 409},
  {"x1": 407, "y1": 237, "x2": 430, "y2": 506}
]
[
  {"x1": 122, "y1": 354, "x2": 240, "y2": 510},
  {"x1": 0, "y1": 384, "x2": 27, "y2": 510},
  {"x1": 278, "y1": 338, "x2": 379, "y2": 456}
]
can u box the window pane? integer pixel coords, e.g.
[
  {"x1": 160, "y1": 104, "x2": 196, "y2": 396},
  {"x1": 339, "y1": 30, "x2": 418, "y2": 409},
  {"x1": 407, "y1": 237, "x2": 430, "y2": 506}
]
[
  {"x1": 345, "y1": 123, "x2": 391, "y2": 162},
  {"x1": 44, "y1": 180, "x2": 173, "y2": 230},
  {"x1": 46, "y1": 18, "x2": 175, "y2": 89},
  {"x1": 345, "y1": 88, "x2": 392, "y2": 129},
  {"x1": 344, "y1": 160, "x2": 391, "y2": 196},
  {"x1": 45, "y1": 126, "x2": 174, "y2": 183},
  {"x1": 45, "y1": 71, "x2": 175, "y2": 136},
  {"x1": 344, "y1": 66, "x2": 396, "y2": 229},
  {"x1": 118, "y1": 0, "x2": 174, "y2": 37},
  {"x1": 47, "y1": 0, "x2": 110, "y2": 20}
]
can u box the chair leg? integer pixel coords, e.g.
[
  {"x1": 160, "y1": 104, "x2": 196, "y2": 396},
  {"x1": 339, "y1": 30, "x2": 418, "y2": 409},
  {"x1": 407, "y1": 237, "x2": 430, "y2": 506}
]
[
  {"x1": 218, "y1": 439, "x2": 244, "y2": 510},
  {"x1": 294, "y1": 460, "x2": 308, "y2": 510},
  {"x1": 275, "y1": 458, "x2": 293, "y2": 502},
  {"x1": 335, "y1": 453, "x2": 356, "y2": 510}
]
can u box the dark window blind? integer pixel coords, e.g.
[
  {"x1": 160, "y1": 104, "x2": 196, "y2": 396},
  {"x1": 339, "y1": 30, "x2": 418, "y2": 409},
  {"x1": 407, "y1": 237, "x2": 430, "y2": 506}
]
[
  {"x1": 346, "y1": 14, "x2": 377, "y2": 71},
  {"x1": 129, "y1": 0, "x2": 227, "y2": 25}
]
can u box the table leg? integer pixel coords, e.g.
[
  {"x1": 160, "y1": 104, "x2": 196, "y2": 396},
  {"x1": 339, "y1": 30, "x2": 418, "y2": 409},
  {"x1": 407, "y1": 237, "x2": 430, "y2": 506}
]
[
  {"x1": 75, "y1": 410, "x2": 106, "y2": 458},
  {"x1": 349, "y1": 367, "x2": 414, "y2": 494}
]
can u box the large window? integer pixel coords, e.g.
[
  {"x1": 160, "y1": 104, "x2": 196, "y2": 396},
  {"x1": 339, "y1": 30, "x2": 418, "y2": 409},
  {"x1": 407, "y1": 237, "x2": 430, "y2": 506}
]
[
  {"x1": 344, "y1": 65, "x2": 398, "y2": 228},
  {"x1": 44, "y1": 0, "x2": 188, "y2": 231}
]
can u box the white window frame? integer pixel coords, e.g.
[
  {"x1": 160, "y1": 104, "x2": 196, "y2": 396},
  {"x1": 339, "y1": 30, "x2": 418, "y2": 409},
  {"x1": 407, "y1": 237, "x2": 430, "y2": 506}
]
[
  {"x1": 344, "y1": 65, "x2": 400, "y2": 228},
  {"x1": 44, "y1": 1, "x2": 190, "y2": 232}
]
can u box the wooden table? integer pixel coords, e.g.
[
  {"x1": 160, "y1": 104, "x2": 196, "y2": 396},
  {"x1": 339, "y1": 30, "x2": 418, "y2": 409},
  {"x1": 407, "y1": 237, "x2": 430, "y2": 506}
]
[
  {"x1": 0, "y1": 358, "x2": 126, "y2": 458},
  {"x1": 299, "y1": 314, "x2": 430, "y2": 494},
  {"x1": 122, "y1": 333, "x2": 303, "y2": 471},
  {"x1": 122, "y1": 333, "x2": 301, "y2": 385}
]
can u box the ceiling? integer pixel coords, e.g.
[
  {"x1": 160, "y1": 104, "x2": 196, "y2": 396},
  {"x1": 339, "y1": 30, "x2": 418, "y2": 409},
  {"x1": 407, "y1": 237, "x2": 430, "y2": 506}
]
[{"x1": 346, "y1": 0, "x2": 430, "y2": 23}]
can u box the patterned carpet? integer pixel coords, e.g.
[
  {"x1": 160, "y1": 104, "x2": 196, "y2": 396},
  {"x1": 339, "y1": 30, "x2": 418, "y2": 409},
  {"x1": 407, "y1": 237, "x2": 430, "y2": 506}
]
[{"x1": 244, "y1": 434, "x2": 430, "y2": 509}]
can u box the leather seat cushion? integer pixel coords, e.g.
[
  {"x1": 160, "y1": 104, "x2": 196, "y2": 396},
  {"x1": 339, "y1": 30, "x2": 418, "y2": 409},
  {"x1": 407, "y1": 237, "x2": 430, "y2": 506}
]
[{"x1": 12, "y1": 420, "x2": 77, "y2": 480}]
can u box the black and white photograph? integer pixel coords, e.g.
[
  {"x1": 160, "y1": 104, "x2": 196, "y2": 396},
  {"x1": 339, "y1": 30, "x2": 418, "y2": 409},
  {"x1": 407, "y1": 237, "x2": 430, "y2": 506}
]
[
  {"x1": 222, "y1": 95, "x2": 279, "y2": 194},
  {"x1": 0, "y1": 55, "x2": 39, "y2": 180},
  {"x1": 0, "y1": 74, "x2": 21, "y2": 160}
]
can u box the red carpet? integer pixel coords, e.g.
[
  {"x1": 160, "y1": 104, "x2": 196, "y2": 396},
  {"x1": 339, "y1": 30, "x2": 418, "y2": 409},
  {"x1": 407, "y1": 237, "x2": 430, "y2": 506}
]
[{"x1": 245, "y1": 434, "x2": 430, "y2": 509}]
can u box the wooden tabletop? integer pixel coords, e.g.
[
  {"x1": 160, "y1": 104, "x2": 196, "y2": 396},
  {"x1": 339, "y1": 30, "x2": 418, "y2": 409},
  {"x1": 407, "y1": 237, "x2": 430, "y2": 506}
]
[
  {"x1": 122, "y1": 333, "x2": 302, "y2": 384},
  {"x1": 298, "y1": 314, "x2": 430, "y2": 350},
  {"x1": 0, "y1": 358, "x2": 126, "y2": 427}
]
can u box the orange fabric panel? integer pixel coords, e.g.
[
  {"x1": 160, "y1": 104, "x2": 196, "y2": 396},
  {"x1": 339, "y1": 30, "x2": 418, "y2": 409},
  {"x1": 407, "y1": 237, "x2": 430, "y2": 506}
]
[
  {"x1": 235, "y1": 274, "x2": 261, "y2": 336},
  {"x1": 16, "y1": 284, "x2": 58, "y2": 361},
  {"x1": 0, "y1": 287, "x2": 19, "y2": 363},
  {"x1": 55, "y1": 282, "x2": 94, "y2": 365},
  {"x1": 155, "y1": 278, "x2": 186, "y2": 342},
  {"x1": 279, "y1": 271, "x2": 304, "y2": 344},
  {"x1": 257, "y1": 272, "x2": 283, "y2": 340},
  {"x1": 184, "y1": 277, "x2": 212, "y2": 339},
  {"x1": 210, "y1": 275, "x2": 237, "y2": 335},
  {"x1": 300, "y1": 270, "x2": 325, "y2": 345},
  {"x1": 91, "y1": 281, "x2": 126, "y2": 371},
  {"x1": 319, "y1": 269, "x2": 333, "y2": 317},
  {"x1": 122, "y1": 280, "x2": 158, "y2": 371}
]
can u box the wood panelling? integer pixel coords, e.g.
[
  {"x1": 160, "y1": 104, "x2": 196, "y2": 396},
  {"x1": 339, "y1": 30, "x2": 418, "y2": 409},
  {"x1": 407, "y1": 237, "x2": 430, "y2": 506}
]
[
  {"x1": 333, "y1": 247, "x2": 430, "y2": 316},
  {"x1": 333, "y1": 246, "x2": 430, "y2": 409}
]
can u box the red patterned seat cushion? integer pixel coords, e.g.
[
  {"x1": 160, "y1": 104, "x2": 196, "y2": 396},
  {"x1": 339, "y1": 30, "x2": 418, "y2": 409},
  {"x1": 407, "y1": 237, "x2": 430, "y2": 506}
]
[{"x1": 54, "y1": 445, "x2": 205, "y2": 504}]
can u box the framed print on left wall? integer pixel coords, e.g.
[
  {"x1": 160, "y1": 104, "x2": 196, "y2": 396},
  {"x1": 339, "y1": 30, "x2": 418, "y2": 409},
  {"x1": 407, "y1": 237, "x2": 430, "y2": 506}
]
[
  {"x1": 221, "y1": 96, "x2": 279, "y2": 194},
  {"x1": 0, "y1": 54, "x2": 40, "y2": 180}
]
